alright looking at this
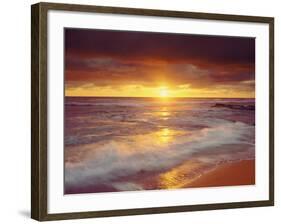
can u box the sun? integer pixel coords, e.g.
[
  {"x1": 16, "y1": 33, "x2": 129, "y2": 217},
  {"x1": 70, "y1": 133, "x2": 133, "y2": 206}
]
[{"x1": 159, "y1": 87, "x2": 169, "y2": 98}]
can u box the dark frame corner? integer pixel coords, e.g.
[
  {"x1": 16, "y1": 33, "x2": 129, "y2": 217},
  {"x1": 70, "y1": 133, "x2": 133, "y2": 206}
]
[{"x1": 31, "y1": 2, "x2": 274, "y2": 221}]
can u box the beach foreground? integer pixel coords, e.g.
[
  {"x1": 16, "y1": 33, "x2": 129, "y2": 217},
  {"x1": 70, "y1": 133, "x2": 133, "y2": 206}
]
[{"x1": 186, "y1": 160, "x2": 255, "y2": 188}]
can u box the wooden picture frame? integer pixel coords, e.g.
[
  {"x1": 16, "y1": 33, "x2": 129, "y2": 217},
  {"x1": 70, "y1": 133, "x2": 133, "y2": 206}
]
[{"x1": 31, "y1": 2, "x2": 274, "y2": 221}]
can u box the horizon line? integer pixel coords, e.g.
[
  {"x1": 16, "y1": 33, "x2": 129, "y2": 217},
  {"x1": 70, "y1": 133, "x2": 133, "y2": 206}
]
[{"x1": 64, "y1": 96, "x2": 255, "y2": 99}]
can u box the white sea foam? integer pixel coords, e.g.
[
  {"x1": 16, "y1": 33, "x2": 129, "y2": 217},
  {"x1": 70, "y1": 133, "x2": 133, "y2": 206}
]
[{"x1": 65, "y1": 119, "x2": 254, "y2": 189}]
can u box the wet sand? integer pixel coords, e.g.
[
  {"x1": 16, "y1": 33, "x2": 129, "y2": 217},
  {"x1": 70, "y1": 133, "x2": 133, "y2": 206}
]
[{"x1": 186, "y1": 160, "x2": 255, "y2": 188}]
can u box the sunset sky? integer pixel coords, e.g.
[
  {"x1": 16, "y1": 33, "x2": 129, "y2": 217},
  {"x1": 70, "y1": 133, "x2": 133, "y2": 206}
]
[{"x1": 65, "y1": 28, "x2": 255, "y2": 98}]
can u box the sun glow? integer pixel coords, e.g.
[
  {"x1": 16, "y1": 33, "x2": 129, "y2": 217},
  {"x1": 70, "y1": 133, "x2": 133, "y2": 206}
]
[
  {"x1": 159, "y1": 87, "x2": 169, "y2": 98},
  {"x1": 65, "y1": 83, "x2": 255, "y2": 98}
]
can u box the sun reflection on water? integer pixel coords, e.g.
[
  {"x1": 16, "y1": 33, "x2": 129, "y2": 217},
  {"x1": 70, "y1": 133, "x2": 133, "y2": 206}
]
[
  {"x1": 159, "y1": 111, "x2": 170, "y2": 120},
  {"x1": 156, "y1": 128, "x2": 173, "y2": 144},
  {"x1": 155, "y1": 107, "x2": 171, "y2": 120}
]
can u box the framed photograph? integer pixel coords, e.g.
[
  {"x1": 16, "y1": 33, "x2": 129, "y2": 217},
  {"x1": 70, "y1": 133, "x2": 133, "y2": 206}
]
[{"x1": 31, "y1": 2, "x2": 274, "y2": 221}]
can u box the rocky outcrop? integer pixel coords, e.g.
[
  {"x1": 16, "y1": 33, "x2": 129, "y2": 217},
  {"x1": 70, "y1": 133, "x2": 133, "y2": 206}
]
[{"x1": 212, "y1": 103, "x2": 255, "y2": 111}]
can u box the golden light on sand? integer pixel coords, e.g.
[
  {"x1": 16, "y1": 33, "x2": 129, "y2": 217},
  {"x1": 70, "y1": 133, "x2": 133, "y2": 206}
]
[{"x1": 158, "y1": 161, "x2": 204, "y2": 189}]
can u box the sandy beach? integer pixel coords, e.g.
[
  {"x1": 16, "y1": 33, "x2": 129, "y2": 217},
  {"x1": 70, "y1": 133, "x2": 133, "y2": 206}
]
[{"x1": 186, "y1": 159, "x2": 255, "y2": 188}]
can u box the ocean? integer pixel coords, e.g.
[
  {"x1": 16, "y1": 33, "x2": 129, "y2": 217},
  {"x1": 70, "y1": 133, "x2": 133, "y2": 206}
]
[{"x1": 64, "y1": 97, "x2": 255, "y2": 194}]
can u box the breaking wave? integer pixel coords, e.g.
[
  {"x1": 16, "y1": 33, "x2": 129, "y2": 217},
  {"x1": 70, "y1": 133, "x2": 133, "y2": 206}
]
[{"x1": 65, "y1": 120, "x2": 254, "y2": 190}]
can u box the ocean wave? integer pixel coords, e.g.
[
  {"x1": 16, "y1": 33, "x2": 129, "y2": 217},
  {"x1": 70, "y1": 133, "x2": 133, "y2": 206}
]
[
  {"x1": 65, "y1": 101, "x2": 143, "y2": 107},
  {"x1": 65, "y1": 120, "x2": 254, "y2": 191}
]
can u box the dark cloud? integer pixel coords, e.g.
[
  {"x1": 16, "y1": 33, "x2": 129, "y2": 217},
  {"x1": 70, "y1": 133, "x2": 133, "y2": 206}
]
[
  {"x1": 65, "y1": 28, "x2": 255, "y2": 90},
  {"x1": 65, "y1": 28, "x2": 255, "y2": 64}
]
